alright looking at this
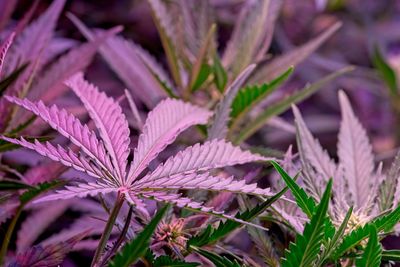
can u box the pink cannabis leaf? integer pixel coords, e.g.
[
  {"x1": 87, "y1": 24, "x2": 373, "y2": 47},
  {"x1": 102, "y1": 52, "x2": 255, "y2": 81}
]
[{"x1": 1, "y1": 72, "x2": 271, "y2": 222}]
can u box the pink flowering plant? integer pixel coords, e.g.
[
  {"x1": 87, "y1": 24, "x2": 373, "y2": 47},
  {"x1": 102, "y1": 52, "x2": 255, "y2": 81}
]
[{"x1": 1, "y1": 0, "x2": 400, "y2": 266}]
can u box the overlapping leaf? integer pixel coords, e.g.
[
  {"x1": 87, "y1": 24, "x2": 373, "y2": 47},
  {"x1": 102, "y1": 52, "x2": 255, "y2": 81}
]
[
  {"x1": 127, "y1": 98, "x2": 212, "y2": 183},
  {"x1": 66, "y1": 73, "x2": 130, "y2": 183}
]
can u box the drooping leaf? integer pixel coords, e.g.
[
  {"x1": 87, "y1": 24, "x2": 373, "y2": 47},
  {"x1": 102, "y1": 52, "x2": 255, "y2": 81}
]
[
  {"x1": 208, "y1": 64, "x2": 256, "y2": 140},
  {"x1": 281, "y1": 179, "x2": 332, "y2": 267},
  {"x1": 235, "y1": 66, "x2": 353, "y2": 143},
  {"x1": 337, "y1": 90, "x2": 374, "y2": 209},
  {"x1": 355, "y1": 225, "x2": 382, "y2": 267},
  {"x1": 109, "y1": 205, "x2": 168, "y2": 267},
  {"x1": 127, "y1": 98, "x2": 212, "y2": 184},
  {"x1": 66, "y1": 73, "x2": 130, "y2": 183}
]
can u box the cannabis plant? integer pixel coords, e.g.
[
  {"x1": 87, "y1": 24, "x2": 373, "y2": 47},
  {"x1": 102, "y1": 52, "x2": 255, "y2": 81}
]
[
  {"x1": 67, "y1": 0, "x2": 351, "y2": 145},
  {"x1": 272, "y1": 90, "x2": 400, "y2": 266},
  {"x1": 1, "y1": 72, "x2": 275, "y2": 265}
]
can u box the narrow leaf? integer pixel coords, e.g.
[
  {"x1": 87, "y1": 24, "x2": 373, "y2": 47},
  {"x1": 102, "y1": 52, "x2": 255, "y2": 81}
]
[{"x1": 109, "y1": 205, "x2": 169, "y2": 267}]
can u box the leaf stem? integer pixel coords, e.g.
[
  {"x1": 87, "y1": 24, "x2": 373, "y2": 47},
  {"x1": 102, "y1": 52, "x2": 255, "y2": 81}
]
[
  {"x1": 91, "y1": 193, "x2": 125, "y2": 267},
  {"x1": 0, "y1": 204, "x2": 24, "y2": 264}
]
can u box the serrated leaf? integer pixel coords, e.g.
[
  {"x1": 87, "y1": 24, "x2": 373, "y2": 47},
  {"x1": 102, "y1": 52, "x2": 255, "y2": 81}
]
[
  {"x1": 282, "y1": 179, "x2": 332, "y2": 267},
  {"x1": 235, "y1": 66, "x2": 353, "y2": 143},
  {"x1": 192, "y1": 247, "x2": 241, "y2": 267},
  {"x1": 355, "y1": 226, "x2": 382, "y2": 267},
  {"x1": 0, "y1": 135, "x2": 51, "y2": 152},
  {"x1": 270, "y1": 161, "x2": 316, "y2": 218},
  {"x1": 333, "y1": 205, "x2": 400, "y2": 260},
  {"x1": 319, "y1": 206, "x2": 353, "y2": 265},
  {"x1": 109, "y1": 205, "x2": 168, "y2": 267},
  {"x1": 208, "y1": 64, "x2": 256, "y2": 140},
  {"x1": 230, "y1": 67, "x2": 293, "y2": 132},
  {"x1": 372, "y1": 44, "x2": 398, "y2": 96},
  {"x1": 19, "y1": 180, "x2": 65, "y2": 204},
  {"x1": 381, "y1": 250, "x2": 400, "y2": 262},
  {"x1": 153, "y1": 255, "x2": 200, "y2": 267},
  {"x1": 188, "y1": 184, "x2": 288, "y2": 248}
]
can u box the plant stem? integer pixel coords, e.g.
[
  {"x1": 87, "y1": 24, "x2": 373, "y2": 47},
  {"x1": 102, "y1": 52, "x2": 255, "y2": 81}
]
[
  {"x1": 99, "y1": 206, "x2": 133, "y2": 266},
  {"x1": 91, "y1": 193, "x2": 125, "y2": 267},
  {"x1": 0, "y1": 204, "x2": 24, "y2": 265}
]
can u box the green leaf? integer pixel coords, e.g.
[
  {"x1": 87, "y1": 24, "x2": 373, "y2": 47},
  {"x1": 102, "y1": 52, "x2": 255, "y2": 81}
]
[
  {"x1": 109, "y1": 205, "x2": 169, "y2": 267},
  {"x1": 192, "y1": 247, "x2": 241, "y2": 267},
  {"x1": 188, "y1": 184, "x2": 288, "y2": 248},
  {"x1": 213, "y1": 54, "x2": 228, "y2": 92},
  {"x1": 19, "y1": 180, "x2": 65, "y2": 204},
  {"x1": 0, "y1": 63, "x2": 29, "y2": 95},
  {"x1": 230, "y1": 67, "x2": 293, "y2": 122},
  {"x1": 235, "y1": 66, "x2": 353, "y2": 143},
  {"x1": 372, "y1": 204, "x2": 400, "y2": 233},
  {"x1": 381, "y1": 250, "x2": 400, "y2": 262},
  {"x1": 153, "y1": 255, "x2": 200, "y2": 267},
  {"x1": 333, "y1": 205, "x2": 400, "y2": 260},
  {"x1": 0, "y1": 136, "x2": 52, "y2": 152},
  {"x1": 191, "y1": 63, "x2": 212, "y2": 91},
  {"x1": 0, "y1": 180, "x2": 33, "y2": 191},
  {"x1": 319, "y1": 206, "x2": 353, "y2": 265},
  {"x1": 147, "y1": 0, "x2": 182, "y2": 88},
  {"x1": 372, "y1": 45, "x2": 398, "y2": 96},
  {"x1": 7, "y1": 115, "x2": 37, "y2": 135},
  {"x1": 189, "y1": 24, "x2": 216, "y2": 92},
  {"x1": 355, "y1": 226, "x2": 382, "y2": 267},
  {"x1": 282, "y1": 179, "x2": 332, "y2": 267},
  {"x1": 270, "y1": 161, "x2": 316, "y2": 218}
]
